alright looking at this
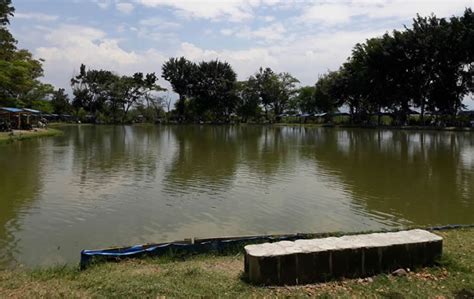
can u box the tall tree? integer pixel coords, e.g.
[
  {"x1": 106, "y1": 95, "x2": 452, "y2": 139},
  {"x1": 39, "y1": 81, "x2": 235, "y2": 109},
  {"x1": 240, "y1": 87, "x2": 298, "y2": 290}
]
[
  {"x1": 71, "y1": 64, "x2": 163, "y2": 123},
  {"x1": 295, "y1": 86, "x2": 316, "y2": 114},
  {"x1": 250, "y1": 67, "x2": 299, "y2": 120},
  {"x1": 193, "y1": 60, "x2": 238, "y2": 121},
  {"x1": 312, "y1": 71, "x2": 344, "y2": 114},
  {"x1": 51, "y1": 88, "x2": 71, "y2": 115},
  {"x1": 161, "y1": 57, "x2": 197, "y2": 121},
  {"x1": 0, "y1": 0, "x2": 16, "y2": 60},
  {"x1": 0, "y1": 1, "x2": 51, "y2": 108},
  {"x1": 235, "y1": 80, "x2": 261, "y2": 122},
  {"x1": 274, "y1": 72, "x2": 299, "y2": 116}
]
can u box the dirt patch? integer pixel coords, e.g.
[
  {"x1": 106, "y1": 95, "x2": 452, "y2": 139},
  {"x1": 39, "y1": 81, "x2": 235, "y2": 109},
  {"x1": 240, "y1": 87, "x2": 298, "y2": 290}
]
[
  {"x1": 128, "y1": 264, "x2": 161, "y2": 276},
  {"x1": 108, "y1": 260, "x2": 161, "y2": 276},
  {"x1": 199, "y1": 257, "x2": 243, "y2": 277}
]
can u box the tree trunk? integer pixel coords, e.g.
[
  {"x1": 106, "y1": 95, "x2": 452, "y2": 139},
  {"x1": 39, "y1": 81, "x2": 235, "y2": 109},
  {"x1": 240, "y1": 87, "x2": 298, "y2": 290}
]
[
  {"x1": 420, "y1": 99, "x2": 425, "y2": 125},
  {"x1": 377, "y1": 105, "x2": 382, "y2": 126},
  {"x1": 349, "y1": 105, "x2": 354, "y2": 124}
]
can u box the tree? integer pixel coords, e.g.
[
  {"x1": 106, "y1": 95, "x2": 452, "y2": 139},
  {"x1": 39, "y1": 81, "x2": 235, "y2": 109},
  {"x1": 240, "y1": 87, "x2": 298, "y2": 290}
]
[
  {"x1": 51, "y1": 88, "x2": 71, "y2": 115},
  {"x1": 71, "y1": 64, "x2": 163, "y2": 123},
  {"x1": 312, "y1": 72, "x2": 343, "y2": 114},
  {"x1": 426, "y1": 11, "x2": 473, "y2": 118},
  {"x1": 274, "y1": 72, "x2": 299, "y2": 116},
  {"x1": 315, "y1": 8, "x2": 473, "y2": 126},
  {"x1": 252, "y1": 67, "x2": 278, "y2": 119},
  {"x1": 249, "y1": 67, "x2": 299, "y2": 120},
  {"x1": 193, "y1": 60, "x2": 238, "y2": 121},
  {"x1": 70, "y1": 64, "x2": 117, "y2": 117},
  {"x1": 0, "y1": 0, "x2": 15, "y2": 61},
  {"x1": 0, "y1": 1, "x2": 52, "y2": 108},
  {"x1": 0, "y1": 0, "x2": 14, "y2": 25},
  {"x1": 295, "y1": 86, "x2": 316, "y2": 114},
  {"x1": 122, "y1": 72, "x2": 163, "y2": 122},
  {"x1": 161, "y1": 57, "x2": 197, "y2": 121},
  {"x1": 236, "y1": 80, "x2": 261, "y2": 122}
]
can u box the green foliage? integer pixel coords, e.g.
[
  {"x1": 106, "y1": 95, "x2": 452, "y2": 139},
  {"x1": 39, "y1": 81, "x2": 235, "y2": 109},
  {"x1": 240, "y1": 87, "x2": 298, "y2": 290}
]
[
  {"x1": 294, "y1": 86, "x2": 315, "y2": 114},
  {"x1": 193, "y1": 60, "x2": 237, "y2": 121},
  {"x1": 316, "y1": 8, "x2": 474, "y2": 125},
  {"x1": 0, "y1": 0, "x2": 14, "y2": 26},
  {"x1": 0, "y1": 1, "x2": 53, "y2": 111},
  {"x1": 312, "y1": 72, "x2": 342, "y2": 114},
  {"x1": 75, "y1": 107, "x2": 87, "y2": 122},
  {"x1": 246, "y1": 67, "x2": 299, "y2": 120},
  {"x1": 161, "y1": 58, "x2": 239, "y2": 122},
  {"x1": 161, "y1": 57, "x2": 197, "y2": 119},
  {"x1": 51, "y1": 88, "x2": 72, "y2": 115},
  {"x1": 71, "y1": 64, "x2": 164, "y2": 123},
  {"x1": 31, "y1": 100, "x2": 53, "y2": 114},
  {"x1": 235, "y1": 81, "x2": 261, "y2": 122}
]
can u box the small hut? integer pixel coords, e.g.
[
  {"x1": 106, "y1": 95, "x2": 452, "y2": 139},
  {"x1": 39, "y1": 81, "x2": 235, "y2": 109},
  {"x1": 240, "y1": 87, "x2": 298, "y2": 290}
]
[
  {"x1": 0, "y1": 107, "x2": 25, "y2": 130},
  {"x1": 23, "y1": 108, "x2": 42, "y2": 128}
]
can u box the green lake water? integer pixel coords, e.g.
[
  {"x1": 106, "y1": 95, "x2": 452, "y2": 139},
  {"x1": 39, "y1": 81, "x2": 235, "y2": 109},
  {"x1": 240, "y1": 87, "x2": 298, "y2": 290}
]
[{"x1": 0, "y1": 125, "x2": 473, "y2": 268}]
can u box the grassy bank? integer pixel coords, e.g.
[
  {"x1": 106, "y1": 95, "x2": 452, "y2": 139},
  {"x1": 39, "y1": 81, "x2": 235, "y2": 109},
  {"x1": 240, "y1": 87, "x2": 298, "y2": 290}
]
[
  {"x1": 0, "y1": 128, "x2": 62, "y2": 144},
  {"x1": 0, "y1": 229, "x2": 473, "y2": 298}
]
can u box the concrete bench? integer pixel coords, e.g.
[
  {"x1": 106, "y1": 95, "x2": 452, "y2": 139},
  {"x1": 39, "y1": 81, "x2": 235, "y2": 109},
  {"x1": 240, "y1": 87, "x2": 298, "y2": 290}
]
[{"x1": 244, "y1": 229, "x2": 442, "y2": 285}]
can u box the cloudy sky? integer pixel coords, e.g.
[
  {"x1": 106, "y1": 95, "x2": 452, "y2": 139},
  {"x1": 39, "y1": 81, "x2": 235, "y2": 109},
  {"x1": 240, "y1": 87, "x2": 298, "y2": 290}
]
[{"x1": 9, "y1": 0, "x2": 473, "y2": 99}]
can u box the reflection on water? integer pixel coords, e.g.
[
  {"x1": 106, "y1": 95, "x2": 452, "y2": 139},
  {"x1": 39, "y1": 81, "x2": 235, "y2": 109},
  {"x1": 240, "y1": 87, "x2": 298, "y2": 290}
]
[{"x1": 0, "y1": 125, "x2": 473, "y2": 268}]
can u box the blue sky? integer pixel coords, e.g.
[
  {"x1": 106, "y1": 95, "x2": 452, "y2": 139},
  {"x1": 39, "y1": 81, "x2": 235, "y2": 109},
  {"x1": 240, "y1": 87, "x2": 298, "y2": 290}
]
[{"x1": 9, "y1": 0, "x2": 473, "y2": 106}]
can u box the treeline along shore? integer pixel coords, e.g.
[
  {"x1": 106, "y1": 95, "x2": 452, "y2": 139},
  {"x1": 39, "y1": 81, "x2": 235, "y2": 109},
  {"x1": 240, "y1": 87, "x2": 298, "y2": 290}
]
[{"x1": 1, "y1": 1, "x2": 473, "y2": 127}]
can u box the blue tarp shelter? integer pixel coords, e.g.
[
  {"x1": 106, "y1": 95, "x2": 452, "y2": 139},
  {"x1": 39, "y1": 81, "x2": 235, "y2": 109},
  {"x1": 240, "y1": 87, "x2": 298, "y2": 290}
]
[
  {"x1": 0, "y1": 107, "x2": 35, "y2": 129},
  {"x1": 0, "y1": 107, "x2": 23, "y2": 113},
  {"x1": 23, "y1": 108, "x2": 41, "y2": 114}
]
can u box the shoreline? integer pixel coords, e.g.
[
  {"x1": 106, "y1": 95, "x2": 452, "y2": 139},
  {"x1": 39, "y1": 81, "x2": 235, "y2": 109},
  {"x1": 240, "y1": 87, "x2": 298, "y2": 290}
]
[
  {"x1": 49, "y1": 122, "x2": 474, "y2": 132},
  {"x1": 275, "y1": 123, "x2": 474, "y2": 132},
  {"x1": 0, "y1": 228, "x2": 472, "y2": 297},
  {"x1": 0, "y1": 128, "x2": 63, "y2": 144}
]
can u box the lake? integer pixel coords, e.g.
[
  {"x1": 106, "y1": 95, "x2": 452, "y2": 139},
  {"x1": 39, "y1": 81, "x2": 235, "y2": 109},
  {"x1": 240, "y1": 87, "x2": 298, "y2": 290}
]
[{"x1": 0, "y1": 125, "x2": 473, "y2": 268}]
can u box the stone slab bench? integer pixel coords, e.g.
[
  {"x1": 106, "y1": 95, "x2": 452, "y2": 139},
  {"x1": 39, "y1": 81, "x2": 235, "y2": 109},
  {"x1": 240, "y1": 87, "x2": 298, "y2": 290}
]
[{"x1": 244, "y1": 229, "x2": 442, "y2": 285}]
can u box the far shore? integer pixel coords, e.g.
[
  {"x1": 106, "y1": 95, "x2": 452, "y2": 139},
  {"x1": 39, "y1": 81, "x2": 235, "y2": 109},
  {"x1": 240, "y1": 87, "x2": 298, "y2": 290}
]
[
  {"x1": 49, "y1": 121, "x2": 474, "y2": 132},
  {"x1": 274, "y1": 123, "x2": 474, "y2": 132},
  {"x1": 2, "y1": 122, "x2": 470, "y2": 145}
]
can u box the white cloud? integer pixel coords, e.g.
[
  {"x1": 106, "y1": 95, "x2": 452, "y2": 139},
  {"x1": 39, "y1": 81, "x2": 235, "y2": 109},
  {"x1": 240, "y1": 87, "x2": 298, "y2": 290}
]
[
  {"x1": 220, "y1": 22, "x2": 286, "y2": 43},
  {"x1": 178, "y1": 27, "x2": 386, "y2": 85},
  {"x1": 116, "y1": 2, "x2": 135, "y2": 14},
  {"x1": 263, "y1": 15, "x2": 275, "y2": 22},
  {"x1": 239, "y1": 22, "x2": 286, "y2": 42},
  {"x1": 134, "y1": 0, "x2": 288, "y2": 22},
  {"x1": 301, "y1": 3, "x2": 353, "y2": 25},
  {"x1": 35, "y1": 25, "x2": 168, "y2": 90},
  {"x1": 301, "y1": 0, "x2": 472, "y2": 25},
  {"x1": 15, "y1": 12, "x2": 59, "y2": 22},
  {"x1": 177, "y1": 42, "x2": 278, "y2": 79},
  {"x1": 220, "y1": 28, "x2": 234, "y2": 36},
  {"x1": 139, "y1": 18, "x2": 181, "y2": 30},
  {"x1": 92, "y1": 0, "x2": 112, "y2": 9},
  {"x1": 135, "y1": 0, "x2": 250, "y2": 21}
]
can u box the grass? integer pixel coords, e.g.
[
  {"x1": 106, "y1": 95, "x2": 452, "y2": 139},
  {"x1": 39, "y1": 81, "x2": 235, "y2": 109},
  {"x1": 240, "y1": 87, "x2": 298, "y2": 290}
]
[
  {"x1": 0, "y1": 128, "x2": 62, "y2": 144},
  {"x1": 0, "y1": 228, "x2": 473, "y2": 298}
]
